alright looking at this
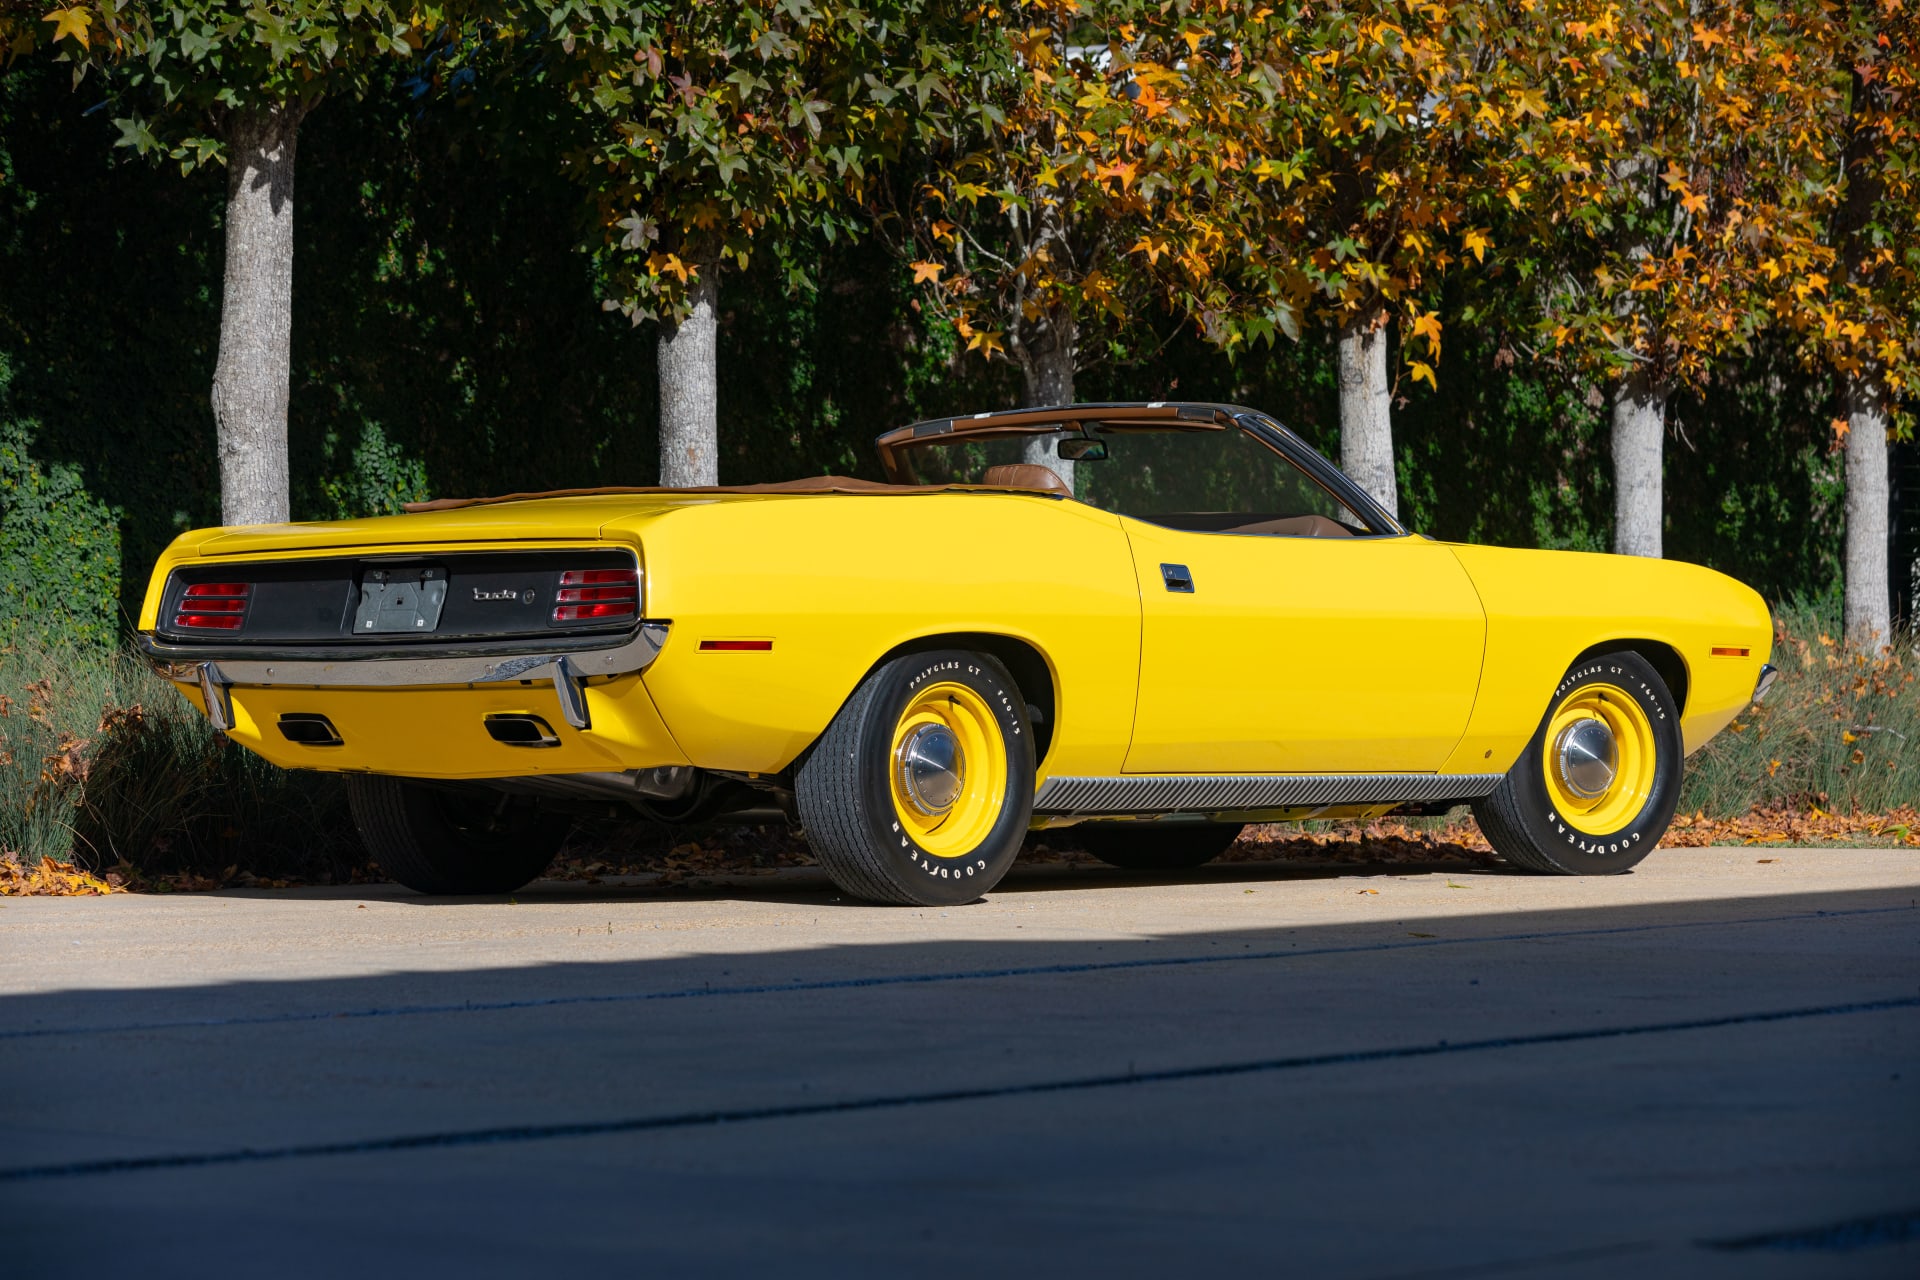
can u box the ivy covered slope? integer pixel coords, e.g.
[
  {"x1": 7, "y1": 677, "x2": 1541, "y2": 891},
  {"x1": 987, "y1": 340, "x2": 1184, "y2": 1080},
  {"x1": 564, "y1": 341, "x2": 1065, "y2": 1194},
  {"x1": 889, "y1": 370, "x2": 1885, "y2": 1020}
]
[{"x1": 0, "y1": 398, "x2": 119, "y2": 646}]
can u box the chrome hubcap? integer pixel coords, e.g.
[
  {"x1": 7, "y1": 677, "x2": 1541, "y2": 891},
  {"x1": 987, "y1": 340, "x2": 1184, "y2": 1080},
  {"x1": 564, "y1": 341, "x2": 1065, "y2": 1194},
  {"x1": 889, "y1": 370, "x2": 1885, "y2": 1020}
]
[
  {"x1": 1555, "y1": 717, "x2": 1617, "y2": 799},
  {"x1": 897, "y1": 724, "x2": 965, "y2": 816}
]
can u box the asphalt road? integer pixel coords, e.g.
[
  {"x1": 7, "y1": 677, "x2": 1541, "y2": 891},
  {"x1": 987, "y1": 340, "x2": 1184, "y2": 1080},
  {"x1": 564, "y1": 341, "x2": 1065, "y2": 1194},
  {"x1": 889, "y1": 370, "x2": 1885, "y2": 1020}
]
[{"x1": 3, "y1": 849, "x2": 1917, "y2": 1278}]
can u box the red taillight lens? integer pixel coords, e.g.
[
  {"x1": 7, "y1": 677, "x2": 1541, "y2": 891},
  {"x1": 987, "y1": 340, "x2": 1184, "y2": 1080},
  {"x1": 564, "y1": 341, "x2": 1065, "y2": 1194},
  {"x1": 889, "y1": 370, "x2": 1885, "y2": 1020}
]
[
  {"x1": 553, "y1": 568, "x2": 638, "y2": 623},
  {"x1": 556, "y1": 585, "x2": 633, "y2": 603},
  {"x1": 174, "y1": 582, "x2": 251, "y2": 632}
]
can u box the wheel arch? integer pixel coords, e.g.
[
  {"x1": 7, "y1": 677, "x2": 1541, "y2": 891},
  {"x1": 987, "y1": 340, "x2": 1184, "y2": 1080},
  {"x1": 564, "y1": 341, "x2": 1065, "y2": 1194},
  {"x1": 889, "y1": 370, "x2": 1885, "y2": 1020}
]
[
  {"x1": 849, "y1": 631, "x2": 1059, "y2": 770},
  {"x1": 1573, "y1": 637, "x2": 1689, "y2": 716}
]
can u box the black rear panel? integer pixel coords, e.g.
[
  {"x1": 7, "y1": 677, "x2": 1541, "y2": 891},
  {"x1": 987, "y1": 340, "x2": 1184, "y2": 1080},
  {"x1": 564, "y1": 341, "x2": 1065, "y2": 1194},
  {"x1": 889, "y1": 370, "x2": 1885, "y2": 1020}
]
[{"x1": 157, "y1": 550, "x2": 638, "y2": 646}]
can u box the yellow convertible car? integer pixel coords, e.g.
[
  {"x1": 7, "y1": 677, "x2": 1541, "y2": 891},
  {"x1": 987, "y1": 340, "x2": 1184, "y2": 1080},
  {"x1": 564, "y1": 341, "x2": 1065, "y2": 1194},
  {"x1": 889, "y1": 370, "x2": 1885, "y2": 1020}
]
[{"x1": 138, "y1": 402, "x2": 1775, "y2": 904}]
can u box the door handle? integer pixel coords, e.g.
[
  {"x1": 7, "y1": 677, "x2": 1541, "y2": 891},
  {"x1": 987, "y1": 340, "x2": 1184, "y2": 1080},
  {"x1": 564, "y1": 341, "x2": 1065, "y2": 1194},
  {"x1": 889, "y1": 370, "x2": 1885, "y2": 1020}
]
[{"x1": 1160, "y1": 563, "x2": 1195, "y2": 593}]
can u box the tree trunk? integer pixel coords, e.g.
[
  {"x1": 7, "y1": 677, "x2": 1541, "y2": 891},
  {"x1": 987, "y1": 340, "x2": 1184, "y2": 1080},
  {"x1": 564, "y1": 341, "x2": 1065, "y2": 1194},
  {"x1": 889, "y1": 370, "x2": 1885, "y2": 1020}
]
[
  {"x1": 1610, "y1": 365, "x2": 1668, "y2": 558},
  {"x1": 658, "y1": 268, "x2": 719, "y2": 487},
  {"x1": 211, "y1": 106, "x2": 302, "y2": 526},
  {"x1": 1019, "y1": 316, "x2": 1077, "y2": 494},
  {"x1": 1336, "y1": 311, "x2": 1396, "y2": 519},
  {"x1": 1844, "y1": 371, "x2": 1892, "y2": 652}
]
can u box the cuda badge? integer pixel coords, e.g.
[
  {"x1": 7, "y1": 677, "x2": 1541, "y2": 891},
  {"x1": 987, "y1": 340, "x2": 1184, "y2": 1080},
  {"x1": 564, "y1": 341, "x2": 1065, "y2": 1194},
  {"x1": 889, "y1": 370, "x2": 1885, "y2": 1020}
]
[{"x1": 472, "y1": 587, "x2": 527, "y2": 602}]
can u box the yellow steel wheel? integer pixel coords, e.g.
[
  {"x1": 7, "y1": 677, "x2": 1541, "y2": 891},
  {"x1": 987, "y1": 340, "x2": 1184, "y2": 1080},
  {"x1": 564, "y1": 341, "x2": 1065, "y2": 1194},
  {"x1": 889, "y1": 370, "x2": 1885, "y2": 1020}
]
[
  {"x1": 796, "y1": 648, "x2": 1035, "y2": 905},
  {"x1": 1540, "y1": 683, "x2": 1659, "y2": 836},
  {"x1": 887, "y1": 680, "x2": 1009, "y2": 858}
]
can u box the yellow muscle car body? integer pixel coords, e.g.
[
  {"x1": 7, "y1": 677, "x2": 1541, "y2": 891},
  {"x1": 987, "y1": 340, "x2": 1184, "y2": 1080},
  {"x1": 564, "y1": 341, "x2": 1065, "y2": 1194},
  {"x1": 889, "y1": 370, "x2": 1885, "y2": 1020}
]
[{"x1": 138, "y1": 402, "x2": 1774, "y2": 901}]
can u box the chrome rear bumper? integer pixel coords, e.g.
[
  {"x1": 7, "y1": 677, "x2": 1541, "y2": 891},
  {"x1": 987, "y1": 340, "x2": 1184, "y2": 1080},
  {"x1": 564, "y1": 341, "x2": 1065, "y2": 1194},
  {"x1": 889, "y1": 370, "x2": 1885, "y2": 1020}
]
[{"x1": 139, "y1": 621, "x2": 671, "y2": 733}]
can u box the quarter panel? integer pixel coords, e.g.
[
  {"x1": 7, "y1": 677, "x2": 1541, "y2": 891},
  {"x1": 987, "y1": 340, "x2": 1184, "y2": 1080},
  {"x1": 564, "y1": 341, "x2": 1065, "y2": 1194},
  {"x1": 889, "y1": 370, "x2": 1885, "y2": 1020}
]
[{"x1": 614, "y1": 494, "x2": 1141, "y2": 776}]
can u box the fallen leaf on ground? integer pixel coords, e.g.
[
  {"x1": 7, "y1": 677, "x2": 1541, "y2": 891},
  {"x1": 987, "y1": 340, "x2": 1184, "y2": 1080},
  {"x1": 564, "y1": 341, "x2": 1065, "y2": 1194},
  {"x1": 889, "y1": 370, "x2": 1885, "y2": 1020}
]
[
  {"x1": 1668, "y1": 805, "x2": 1920, "y2": 848},
  {"x1": 0, "y1": 853, "x2": 125, "y2": 897}
]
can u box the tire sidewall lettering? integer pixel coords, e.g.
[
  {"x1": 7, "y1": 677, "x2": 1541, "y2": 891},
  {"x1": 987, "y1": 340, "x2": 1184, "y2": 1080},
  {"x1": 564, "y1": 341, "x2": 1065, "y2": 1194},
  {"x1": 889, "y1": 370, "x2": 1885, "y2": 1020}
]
[
  {"x1": 866, "y1": 650, "x2": 1034, "y2": 903},
  {"x1": 1517, "y1": 652, "x2": 1681, "y2": 873}
]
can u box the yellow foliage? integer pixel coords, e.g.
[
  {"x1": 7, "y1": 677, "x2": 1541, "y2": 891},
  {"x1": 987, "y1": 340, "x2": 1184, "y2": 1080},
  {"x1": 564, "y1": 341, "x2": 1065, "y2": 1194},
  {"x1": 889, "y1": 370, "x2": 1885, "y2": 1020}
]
[
  {"x1": 42, "y1": 7, "x2": 90, "y2": 47},
  {"x1": 0, "y1": 854, "x2": 125, "y2": 897}
]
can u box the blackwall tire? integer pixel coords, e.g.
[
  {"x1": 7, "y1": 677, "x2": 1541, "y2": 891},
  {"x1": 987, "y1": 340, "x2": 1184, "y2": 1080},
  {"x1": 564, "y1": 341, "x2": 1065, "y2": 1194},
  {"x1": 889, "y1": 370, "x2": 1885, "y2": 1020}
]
[
  {"x1": 1074, "y1": 821, "x2": 1244, "y2": 870},
  {"x1": 795, "y1": 649, "x2": 1035, "y2": 906},
  {"x1": 347, "y1": 775, "x2": 569, "y2": 895},
  {"x1": 1472, "y1": 650, "x2": 1683, "y2": 875}
]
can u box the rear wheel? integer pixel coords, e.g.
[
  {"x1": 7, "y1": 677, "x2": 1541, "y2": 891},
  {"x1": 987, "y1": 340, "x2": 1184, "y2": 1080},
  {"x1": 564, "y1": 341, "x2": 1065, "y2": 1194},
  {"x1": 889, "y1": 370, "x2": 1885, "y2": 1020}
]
[
  {"x1": 347, "y1": 776, "x2": 569, "y2": 895},
  {"x1": 1073, "y1": 821, "x2": 1244, "y2": 870},
  {"x1": 1472, "y1": 650, "x2": 1683, "y2": 875},
  {"x1": 796, "y1": 649, "x2": 1034, "y2": 905}
]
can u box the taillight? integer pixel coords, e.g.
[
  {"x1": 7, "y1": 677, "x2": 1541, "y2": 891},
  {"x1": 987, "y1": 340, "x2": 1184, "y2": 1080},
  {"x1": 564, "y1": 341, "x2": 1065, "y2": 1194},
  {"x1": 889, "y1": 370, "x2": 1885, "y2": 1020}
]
[
  {"x1": 174, "y1": 582, "x2": 250, "y2": 632},
  {"x1": 553, "y1": 568, "x2": 638, "y2": 623}
]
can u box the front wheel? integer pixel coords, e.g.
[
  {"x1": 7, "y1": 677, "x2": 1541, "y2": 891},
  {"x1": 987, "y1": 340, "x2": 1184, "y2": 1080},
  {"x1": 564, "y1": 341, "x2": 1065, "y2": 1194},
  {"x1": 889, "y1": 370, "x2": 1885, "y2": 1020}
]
[
  {"x1": 1472, "y1": 650, "x2": 1683, "y2": 875},
  {"x1": 347, "y1": 776, "x2": 570, "y2": 895},
  {"x1": 795, "y1": 649, "x2": 1035, "y2": 905}
]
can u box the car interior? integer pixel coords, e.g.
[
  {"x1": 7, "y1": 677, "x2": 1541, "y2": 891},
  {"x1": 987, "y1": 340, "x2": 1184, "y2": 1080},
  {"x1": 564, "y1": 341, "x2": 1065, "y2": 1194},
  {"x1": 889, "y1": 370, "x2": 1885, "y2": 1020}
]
[{"x1": 901, "y1": 424, "x2": 1371, "y2": 538}]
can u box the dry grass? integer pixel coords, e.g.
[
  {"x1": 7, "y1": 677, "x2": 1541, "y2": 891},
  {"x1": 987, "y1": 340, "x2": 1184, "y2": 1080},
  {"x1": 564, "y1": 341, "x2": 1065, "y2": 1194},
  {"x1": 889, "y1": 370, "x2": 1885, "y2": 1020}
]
[
  {"x1": 1678, "y1": 606, "x2": 1920, "y2": 817},
  {"x1": 0, "y1": 634, "x2": 359, "y2": 883}
]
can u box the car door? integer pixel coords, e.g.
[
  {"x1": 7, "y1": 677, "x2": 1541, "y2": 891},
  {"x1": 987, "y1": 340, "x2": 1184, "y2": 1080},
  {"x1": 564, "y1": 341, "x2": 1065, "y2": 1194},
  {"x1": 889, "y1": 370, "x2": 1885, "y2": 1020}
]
[{"x1": 1121, "y1": 522, "x2": 1486, "y2": 774}]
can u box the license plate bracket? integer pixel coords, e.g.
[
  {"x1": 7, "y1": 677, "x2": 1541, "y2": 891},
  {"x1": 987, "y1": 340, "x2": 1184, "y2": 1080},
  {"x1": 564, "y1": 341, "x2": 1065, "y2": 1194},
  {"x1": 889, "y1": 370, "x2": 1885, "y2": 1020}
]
[{"x1": 353, "y1": 568, "x2": 449, "y2": 634}]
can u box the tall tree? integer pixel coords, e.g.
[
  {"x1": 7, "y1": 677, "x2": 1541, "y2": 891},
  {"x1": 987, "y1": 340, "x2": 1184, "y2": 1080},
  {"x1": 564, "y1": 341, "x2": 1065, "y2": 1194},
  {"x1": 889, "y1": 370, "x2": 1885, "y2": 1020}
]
[
  {"x1": 1522, "y1": 0, "x2": 1838, "y2": 558},
  {"x1": 1785, "y1": 1, "x2": 1919, "y2": 650},
  {"x1": 1199, "y1": 1, "x2": 1544, "y2": 520},
  {"x1": 873, "y1": 0, "x2": 1249, "y2": 486},
  {"x1": 41, "y1": 0, "x2": 442, "y2": 524},
  {"x1": 551, "y1": 2, "x2": 911, "y2": 486}
]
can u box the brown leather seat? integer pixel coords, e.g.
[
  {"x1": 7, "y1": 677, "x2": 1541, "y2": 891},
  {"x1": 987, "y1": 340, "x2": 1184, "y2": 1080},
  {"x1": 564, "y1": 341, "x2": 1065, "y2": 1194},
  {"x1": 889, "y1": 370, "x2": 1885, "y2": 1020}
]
[{"x1": 979, "y1": 463, "x2": 1072, "y2": 494}]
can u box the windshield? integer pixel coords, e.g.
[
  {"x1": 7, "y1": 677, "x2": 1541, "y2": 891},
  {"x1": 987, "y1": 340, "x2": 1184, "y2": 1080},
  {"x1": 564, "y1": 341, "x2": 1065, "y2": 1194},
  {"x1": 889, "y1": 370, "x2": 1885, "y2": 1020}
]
[{"x1": 893, "y1": 424, "x2": 1371, "y2": 536}]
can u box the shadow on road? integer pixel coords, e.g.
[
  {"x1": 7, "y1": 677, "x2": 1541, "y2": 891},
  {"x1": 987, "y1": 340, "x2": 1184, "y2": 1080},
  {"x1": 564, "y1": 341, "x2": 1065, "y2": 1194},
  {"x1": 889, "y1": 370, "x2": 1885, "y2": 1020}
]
[{"x1": 2, "y1": 882, "x2": 1915, "y2": 1278}]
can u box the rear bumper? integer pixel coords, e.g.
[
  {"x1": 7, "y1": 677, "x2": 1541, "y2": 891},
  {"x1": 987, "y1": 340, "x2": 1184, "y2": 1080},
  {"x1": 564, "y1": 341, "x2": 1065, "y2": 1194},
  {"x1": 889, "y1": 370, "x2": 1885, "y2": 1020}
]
[
  {"x1": 139, "y1": 621, "x2": 671, "y2": 733},
  {"x1": 138, "y1": 621, "x2": 669, "y2": 687}
]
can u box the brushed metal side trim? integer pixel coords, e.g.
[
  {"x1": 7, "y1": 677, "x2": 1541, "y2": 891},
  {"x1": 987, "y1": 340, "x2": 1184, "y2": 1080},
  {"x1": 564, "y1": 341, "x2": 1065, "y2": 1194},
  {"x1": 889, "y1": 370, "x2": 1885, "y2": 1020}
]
[{"x1": 1032, "y1": 772, "x2": 1503, "y2": 816}]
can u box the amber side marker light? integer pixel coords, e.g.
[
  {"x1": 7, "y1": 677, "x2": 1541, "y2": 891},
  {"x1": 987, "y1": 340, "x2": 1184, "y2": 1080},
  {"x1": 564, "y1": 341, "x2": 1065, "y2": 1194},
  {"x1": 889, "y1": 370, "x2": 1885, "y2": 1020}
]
[
  {"x1": 700, "y1": 639, "x2": 774, "y2": 652},
  {"x1": 175, "y1": 582, "x2": 250, "y2": 631},
  {"x1": 1711, "y1": 646, "x2": 1752, "y2": 658}
]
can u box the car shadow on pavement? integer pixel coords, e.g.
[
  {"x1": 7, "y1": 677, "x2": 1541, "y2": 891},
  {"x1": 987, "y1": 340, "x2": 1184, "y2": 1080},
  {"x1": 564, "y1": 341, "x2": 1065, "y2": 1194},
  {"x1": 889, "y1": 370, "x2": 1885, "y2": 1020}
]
[{"x1": 3, "y1": 883, "x2": 1915, "y2": 1278}]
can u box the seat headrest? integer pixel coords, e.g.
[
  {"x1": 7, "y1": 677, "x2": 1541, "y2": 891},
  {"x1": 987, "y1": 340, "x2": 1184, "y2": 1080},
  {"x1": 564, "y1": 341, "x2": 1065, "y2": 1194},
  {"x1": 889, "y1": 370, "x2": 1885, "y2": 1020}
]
[{"x1": 980, "y1": 463, "x2": 1071, "y2": 495}]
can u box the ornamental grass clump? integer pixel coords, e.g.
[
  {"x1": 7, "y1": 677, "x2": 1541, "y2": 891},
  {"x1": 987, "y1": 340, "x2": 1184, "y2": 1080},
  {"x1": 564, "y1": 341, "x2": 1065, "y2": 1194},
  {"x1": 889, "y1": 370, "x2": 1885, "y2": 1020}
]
[
  {"x1": 1679, "y1": 606, "x2": 1920, "y2": 818},
  {"x1": 0, "y1": 633, "x2": 357, "y2": 882},
  {"x1": 0, "y1": 632, "x2": 135, "y2": 863}
]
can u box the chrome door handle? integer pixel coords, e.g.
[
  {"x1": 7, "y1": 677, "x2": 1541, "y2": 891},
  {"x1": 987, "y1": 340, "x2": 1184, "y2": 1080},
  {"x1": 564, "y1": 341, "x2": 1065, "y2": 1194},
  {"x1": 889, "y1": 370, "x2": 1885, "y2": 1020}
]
[{"x1": 1160, "y1": 563, "x2": 1195, "y2": 593}]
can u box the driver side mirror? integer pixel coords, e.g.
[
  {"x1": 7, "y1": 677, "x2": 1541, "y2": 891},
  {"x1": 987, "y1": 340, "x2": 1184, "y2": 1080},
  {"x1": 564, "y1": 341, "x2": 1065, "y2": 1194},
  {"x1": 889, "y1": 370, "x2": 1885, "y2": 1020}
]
[{"x1": 1056, "y1": 437, "x2": 1108, "y2": 461}]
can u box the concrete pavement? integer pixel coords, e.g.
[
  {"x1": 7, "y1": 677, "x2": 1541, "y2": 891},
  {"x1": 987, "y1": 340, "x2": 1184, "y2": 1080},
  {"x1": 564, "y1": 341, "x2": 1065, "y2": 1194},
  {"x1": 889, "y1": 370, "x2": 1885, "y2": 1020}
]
[{"x1": 3, "y1": 849, "x2": 1917, "y2": 1277}]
